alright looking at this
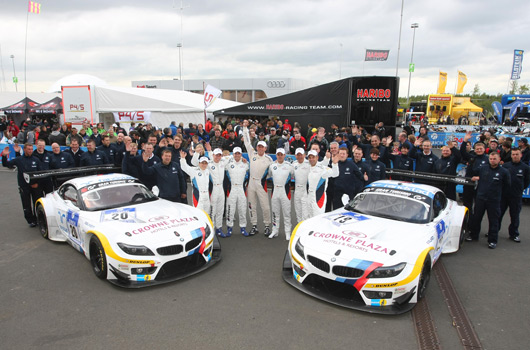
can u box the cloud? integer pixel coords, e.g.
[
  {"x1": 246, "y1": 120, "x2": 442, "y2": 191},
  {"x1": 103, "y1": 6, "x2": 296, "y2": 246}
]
[{"x1": 0, "y1": 0, "x2": 528, "y2": 96}]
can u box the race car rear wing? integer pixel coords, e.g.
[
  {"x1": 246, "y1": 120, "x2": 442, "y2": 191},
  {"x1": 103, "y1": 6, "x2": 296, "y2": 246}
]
[
  {"x1": 386, "y1": 169, "x2": 475, "y2": 186},
  {"x1": 24, "y1": 165, "x2": 121, "y2": 189}
]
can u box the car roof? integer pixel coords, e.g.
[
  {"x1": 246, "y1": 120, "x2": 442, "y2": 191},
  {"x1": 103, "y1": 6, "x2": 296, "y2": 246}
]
[
  {"x1": 365, "y1": 180, "x2": 439, "y2": 199},
  {"x1": 65, "y1": 173, "x2": 137, "y2": 189}
]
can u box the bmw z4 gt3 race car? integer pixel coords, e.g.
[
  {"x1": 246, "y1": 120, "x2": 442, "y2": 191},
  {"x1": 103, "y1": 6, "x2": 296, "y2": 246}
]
[
  {"x1": 35, "y1": 173, "x2": 221, "y2": 287},
  {"x1": 283, "y1": 180, "x2": 468, "y2": 314}
]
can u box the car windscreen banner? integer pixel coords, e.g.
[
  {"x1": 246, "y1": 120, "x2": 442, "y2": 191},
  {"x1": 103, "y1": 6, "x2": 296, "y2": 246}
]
[{"x1": 365, "y1": 49, "x2": 390, "y2": 61}]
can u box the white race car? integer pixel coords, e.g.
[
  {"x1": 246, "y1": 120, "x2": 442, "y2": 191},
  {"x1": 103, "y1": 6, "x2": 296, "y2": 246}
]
[
  {"x1": 283, "y1": 180, "x2": 468, "y2": 314},
  {"x1": 35, "y1": 173, "x2": 220, "y2": 287}
]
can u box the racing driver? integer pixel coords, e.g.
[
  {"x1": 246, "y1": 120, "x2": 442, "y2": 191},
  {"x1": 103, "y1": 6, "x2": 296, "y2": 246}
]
[{"x1": 243, "y1": 120, "x2": 273, "y2": 236}]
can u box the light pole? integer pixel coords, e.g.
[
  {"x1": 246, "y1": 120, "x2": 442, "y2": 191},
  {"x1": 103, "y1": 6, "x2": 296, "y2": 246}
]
[
  {"x1": 177, "y1": 43, "x2": 182, "y2": 82},
  {"x1": 406, "y1": 23, "x2": 419, "y2": 106},
  {"x1": 10, "y1": 55, "x2": 17, "y2": 92},
  {"x1": 395, "y1": 0, "x2": 405, "y2": 77},
  {"x1": 339, "y1": 43, "x2": 343, "y2": 79}
]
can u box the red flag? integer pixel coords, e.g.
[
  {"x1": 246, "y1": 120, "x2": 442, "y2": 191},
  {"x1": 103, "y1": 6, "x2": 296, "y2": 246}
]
[{"x1": 28, "y1": 1, "x2": 41, "y2": 14}]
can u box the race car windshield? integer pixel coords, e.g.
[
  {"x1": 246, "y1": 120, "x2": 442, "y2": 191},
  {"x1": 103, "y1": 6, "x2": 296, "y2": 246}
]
[
  {"x1": 81, "y1": 184, "x2": 157, "y2": 211},
  {"x1": 347, "y1": 193, "x2": 430, "y2": 224}
]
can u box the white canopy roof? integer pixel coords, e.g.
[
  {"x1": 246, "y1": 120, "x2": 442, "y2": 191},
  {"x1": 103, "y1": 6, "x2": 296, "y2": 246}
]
[{"x1": 94, "y1": 85, "x2": 240, "y2": 113}]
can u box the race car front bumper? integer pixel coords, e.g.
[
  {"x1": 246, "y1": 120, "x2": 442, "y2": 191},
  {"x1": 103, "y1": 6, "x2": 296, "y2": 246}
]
[
  {"x1": 282, "y1": 251, "x2": 416, "y2": 315},
  {"x1": 107, "y1": 235, "x2": 222, "y2": 288}
]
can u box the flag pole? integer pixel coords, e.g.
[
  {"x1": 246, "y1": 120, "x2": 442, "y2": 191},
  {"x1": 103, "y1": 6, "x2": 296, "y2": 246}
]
[
  {"x1": 24, "y1": 8, "x2": 30, "y2": 117},
  {"x1": 453, "y1": 70, "x2": 458, "y2": 95}
]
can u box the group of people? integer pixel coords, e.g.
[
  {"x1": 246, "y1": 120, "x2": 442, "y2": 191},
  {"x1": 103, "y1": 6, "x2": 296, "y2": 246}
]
[{"x1": 2, "y1": 116, "x2": 529, "y2": 248}]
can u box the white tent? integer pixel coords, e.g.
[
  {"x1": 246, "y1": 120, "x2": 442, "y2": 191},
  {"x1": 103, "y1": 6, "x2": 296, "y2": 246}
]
[{"x1": 93, "y1": 86, "x2": 240, "y2": 127}]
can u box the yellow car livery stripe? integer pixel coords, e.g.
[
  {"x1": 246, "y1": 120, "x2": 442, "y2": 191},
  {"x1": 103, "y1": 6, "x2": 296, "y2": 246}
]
[
  {"x1": 289, "y1": 221, "x2": 304, "y2": 266},
  {"x1": 88, "y1": 230, "x2": 155, "y2": 265},
  {"x1": 364, "y1": 247, "x2": 433, "y2": 289},
  {"x1": 202, "y1": 210, "x2": 214, "y2": 229}
]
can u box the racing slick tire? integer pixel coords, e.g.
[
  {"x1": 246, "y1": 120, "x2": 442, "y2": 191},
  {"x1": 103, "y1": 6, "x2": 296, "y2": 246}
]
[
  {"x1": 36, "y1": 204, "x2": 49, "y2": 239},
  {"x1": 89, "y1": 235, "x2": 108, "y2": 279},
  {"x1": 417, "y1": 257, "x2": 431, "y2": 301},
  {"x1": 459, "y1": 213, "x2": 469, "y2": 249}
]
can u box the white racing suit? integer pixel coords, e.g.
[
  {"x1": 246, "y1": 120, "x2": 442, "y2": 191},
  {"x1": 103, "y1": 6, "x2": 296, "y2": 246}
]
[
  {"x1": 293, "y1": 159, "x2": 311, "y2": 223},
  {"x1": 307, "y1": 162, "x2": 339, "y2": 218},
  {"x1": 243, "y1": 127, "x2": 273, "y2": 228},
  {"x1": 269, "y1": 160, "x2": 294, "y2": 239},
  {"x1": 180, "y1": 158, "x2": 211, "y2": 213},
  {"x1": 192, "y1": 153, "x2": 226, "y2": 230},
  {"x1": 224, "y1": 158, "x2": 249, "y2": 229}
]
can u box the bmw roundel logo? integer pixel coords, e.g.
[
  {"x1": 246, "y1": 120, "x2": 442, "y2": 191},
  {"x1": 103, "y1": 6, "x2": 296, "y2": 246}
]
[
  {"x1": 295, "y1": 166, "x2": 298, "y2": 170},
  {"x1": 346, "y1": 168, "x2": 350, "y2": 171},
  {"x1": 253, "y1": 157, "x2": 256, "y2": 161},
  {"x1": 198, "y1": 173, "x2": 202, "y2": 176},
  {"x1": 273, "y1": 166, "x2": 277, "y2": 170},
  {"x1": 331, "y1": 257, "x2": 336, "y2": 262},
  {"x1": 231, "y1": 165, "x2": 235, "y2": 168},
  {"x1": 212, "y1": 166, "x2": 215, "y2": 170},
  {"x1": 431, "y1": 133, "x2": 438, "y2": 140}
]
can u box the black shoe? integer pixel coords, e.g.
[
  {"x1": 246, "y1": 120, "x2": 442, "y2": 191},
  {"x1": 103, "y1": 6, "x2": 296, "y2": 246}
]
[
  {"x1": 510, "y1": 236, "x2": 521, "y2": 243},
  {"x1": 488, "y1": 242, "x2": 497, "y2": 249},
  {"x1": 29, "y1": 222, "x2": 37, "y2": 228},
  {"x1": 264, "y1": 226, "x2": 271, "y2": 237},
  {"x1": 464, "y1": 236, "x2": 473, "y2": 242},
  {"x1": 249, "y1": 225, "x2": 258, "y2": 236}
]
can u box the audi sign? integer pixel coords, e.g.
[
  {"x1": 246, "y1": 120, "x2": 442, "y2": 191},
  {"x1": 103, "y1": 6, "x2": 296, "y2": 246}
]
[{"x1": 267, "y1": 80, "x2": 286, "y2": 88}]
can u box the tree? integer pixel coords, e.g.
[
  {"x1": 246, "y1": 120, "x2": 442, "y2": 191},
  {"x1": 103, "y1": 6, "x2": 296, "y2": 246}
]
[
  {"x1": 509, "y1": 80, "x2": 519, "y2": 94},
  {"x1": 472, "y1": 84, "x2": 480, "y2": 97},
  {"x1": 519, "y1": 84, "x2": 529, "y2": 94}
]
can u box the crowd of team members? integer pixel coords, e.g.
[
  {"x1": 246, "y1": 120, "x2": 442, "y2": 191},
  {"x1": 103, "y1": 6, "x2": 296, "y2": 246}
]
[{"x1": 2, "y1": 116, "x2": 530, "y2": 247}]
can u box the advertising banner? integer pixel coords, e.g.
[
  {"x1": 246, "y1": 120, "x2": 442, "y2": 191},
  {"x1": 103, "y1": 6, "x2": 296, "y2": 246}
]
[
  {"x1": 456, "y1": 71, "x2": 467, "y2": 94},
  {"x1": 112, "y1": 111, "x2": 151, "y2": 125},
  {"x1": 365, "y1": 49, "x2": 390, "y2": 61},
  {"x1": 511, "y1": 49, "x2": 524, "y2": 80},
  {"x1": 204, "y1": 84, "x2": 222, "y2": 109},
  {"x1": 508, "y1": 101, "x2": 523, "y2": 120},
  {"x1": 491, "y1": 101, "x2": 502, "y2": 123},
  {"x1": 437, "y1": 71, "x2": 447, "y2": 93},
  {"x1": 62, "y1": 86, "x2": 93, "y2": 125}
]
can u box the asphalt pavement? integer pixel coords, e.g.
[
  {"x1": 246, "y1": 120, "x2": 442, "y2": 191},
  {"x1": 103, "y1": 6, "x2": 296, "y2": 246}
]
[{"x1": 0, "y1": 168, "x2": 528, "y2": 350}]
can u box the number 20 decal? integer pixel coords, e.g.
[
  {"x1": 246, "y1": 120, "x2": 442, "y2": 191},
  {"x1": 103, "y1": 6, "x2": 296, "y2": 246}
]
[{"x1": 111, "y1": 212, "x2": 129, "y2": 220}]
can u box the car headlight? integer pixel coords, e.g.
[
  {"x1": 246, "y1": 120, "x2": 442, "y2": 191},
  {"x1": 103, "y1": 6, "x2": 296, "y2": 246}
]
[
  {"x1": 367, "y1": 262, "x2": 406, "y2": 278},
  {"x1": 204, "y1": 224, "x2": 211, "y2": 239},
  {"x1": 295, "y1": 238, "x2": 305, "y2": 260},
  {"x1": 117, "y1": 243, "x2": 155, "y2": 256}
]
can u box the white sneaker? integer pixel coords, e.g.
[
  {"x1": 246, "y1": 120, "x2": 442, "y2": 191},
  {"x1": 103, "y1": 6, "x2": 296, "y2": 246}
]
[{"x1": 268, "y1": 231, "x2": 279, "y2": 239}]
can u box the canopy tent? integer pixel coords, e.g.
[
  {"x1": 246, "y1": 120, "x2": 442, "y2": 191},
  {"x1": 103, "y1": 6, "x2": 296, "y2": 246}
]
[
  {"x1": 92, "y1": 86, "x2": 241, "y2": 127},
  {"x1": 452, "y1": 100, "x2": 483, "y2": 113},
  {"x1": 48, "y1": 74, "x2": 107, "y2": 93},
  {"x1": 29, "y1": 97, "x2": 63, "y2": 114},
  {"x1": 1, "y1": 97, "x2": 39, "y2": 115}
]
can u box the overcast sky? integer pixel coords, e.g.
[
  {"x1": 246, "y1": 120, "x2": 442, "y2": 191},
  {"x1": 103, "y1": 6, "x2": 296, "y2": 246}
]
[{"x1": 0, "y1": 0, "x2": 528, "y2": 97}]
